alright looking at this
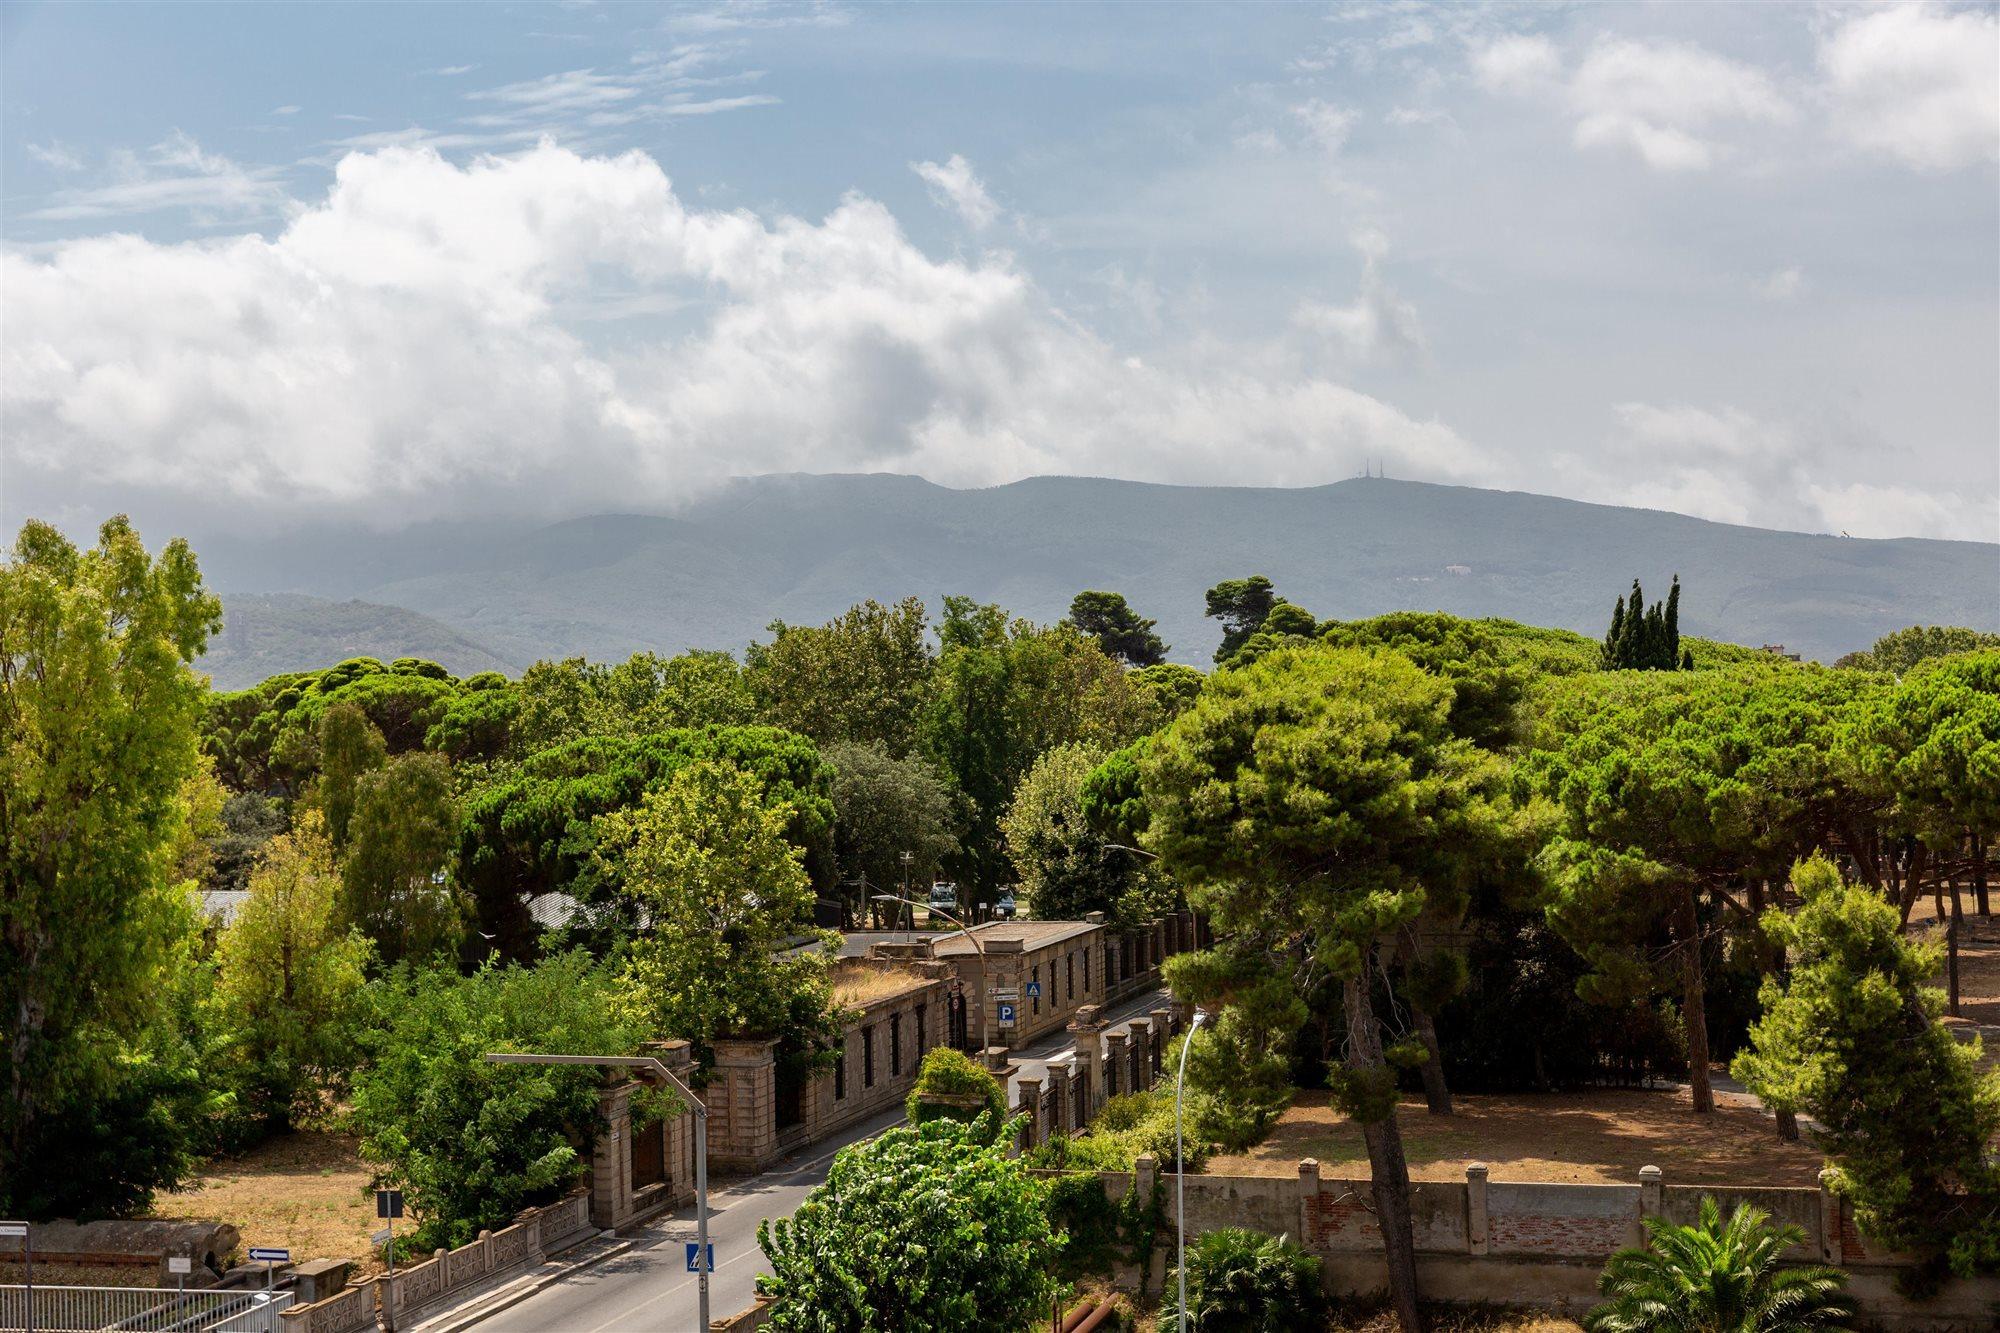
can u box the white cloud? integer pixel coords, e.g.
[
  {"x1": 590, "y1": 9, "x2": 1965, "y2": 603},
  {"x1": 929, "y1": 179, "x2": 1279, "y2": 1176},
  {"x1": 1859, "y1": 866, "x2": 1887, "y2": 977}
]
[
  {"x1": 1292, "y1": 230, "x2": 1428, "y2": 364},
  {"x1": 911, "y1": 154, "x2": 1002, "y2": 231},
  {"x1": 1558, "y1": 402, "x2": 1991, "y2": 541},
  {"x1": 1291, "y1": 99, "x2": 1359, "y2": 154},
  {"x1": 459, "y1": 48, "x2": 775, "y2": 133},
  {"x1": 28, "y1": 131, "x2": 291, "y2": 223},
  {"x1": 1818, "y1": 2, "x2": 1999, "y2": 171},
  {"x1": 429, "y1": 64, "x2": 479, "y2": 76},
  {"x1": 1475, "y1": 34, "x2": 1794, "y2": 171},
  {"x1": 665, "y1": 1, "x2": 850, "y2": 32},
  {"x1": 273, "y1": 105, "x2": 302, "y2": 116},
  {"x1": 664, "y1": 94, "x2": 779, "y2": 116},
  {"x1": 1755, "y1": 266, "x2": 1805, "y2": 301},
  {"x1": 2, "y1": 142, "x2": 1492, "y2": 522},
  {"x1": 27, "y1": 141, "x2": 86, "y2": 172}
]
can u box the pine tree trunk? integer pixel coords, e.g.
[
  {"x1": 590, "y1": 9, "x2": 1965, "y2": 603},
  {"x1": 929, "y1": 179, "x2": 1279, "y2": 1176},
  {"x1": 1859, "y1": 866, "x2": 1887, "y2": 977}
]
[
  {"x1": 1677, "y1": 887, "x2": 1714, "y2": 1114},
  {"x1": 1975, "y1": 835, "x2": 1990, "y2": 918},
  {"x1": 1948, "y1": 877, "x2": 1964, "y2": 1017},
  {"x1": 1346, "y1": 971, "x2": 1424, "y2": 1333},
  {"x1": 1413, "y1": 1007, "x2": 1452, "y2": 1116}
]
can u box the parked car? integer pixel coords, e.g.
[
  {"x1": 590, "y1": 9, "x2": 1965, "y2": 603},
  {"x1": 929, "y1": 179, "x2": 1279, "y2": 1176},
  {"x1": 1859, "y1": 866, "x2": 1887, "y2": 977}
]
[
  {"x1": 992, "y1": 891, "x2": 1017, "y2": 920},
  {"x1": 928, "y1": 882, "x2": 958, "y2": 924}
]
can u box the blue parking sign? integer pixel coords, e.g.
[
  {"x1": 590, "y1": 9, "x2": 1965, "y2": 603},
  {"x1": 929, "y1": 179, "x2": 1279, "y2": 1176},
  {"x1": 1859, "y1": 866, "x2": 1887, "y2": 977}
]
[
  {"x1": 685, "y1": 1242, "x2": 715, "y2": 1273},
  {"x1": 997, "y1": 1002, "x2": 1017, "y2": 1026}
]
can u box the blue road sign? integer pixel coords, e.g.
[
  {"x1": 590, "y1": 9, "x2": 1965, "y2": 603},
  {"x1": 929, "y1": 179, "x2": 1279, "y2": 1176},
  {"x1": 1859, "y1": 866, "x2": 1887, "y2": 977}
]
[
  {"x1": 1025, "y1": 981, "x2": 1041, "y2": 998},
  {"x1": 685, "y1": 1243, "x2": 715, "y2": 1273},
  {"x1": 996, "y1": 1002, "x2": 1017, "y2": 1026},
  {"x1": 248, "y1": 1247, "x2": 291, "y2": 1264}
]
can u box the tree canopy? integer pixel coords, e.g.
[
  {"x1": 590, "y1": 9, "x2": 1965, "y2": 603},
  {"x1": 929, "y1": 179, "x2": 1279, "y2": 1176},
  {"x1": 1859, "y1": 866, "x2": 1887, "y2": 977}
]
[{"x1": 1068, "y1": 589, "x2": 1168, "y2": 667}]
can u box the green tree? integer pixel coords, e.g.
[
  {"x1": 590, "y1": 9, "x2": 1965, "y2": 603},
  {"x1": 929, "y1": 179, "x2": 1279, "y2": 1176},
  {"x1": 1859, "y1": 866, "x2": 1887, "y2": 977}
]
[
  {"x1": 1131, "y1": 662, "x2": 1205, "y2": 725},
  {"x1": 824, "y1": 740, "x2": 959, "y2": 919},
  {"x1": 905, "y1": 1046, "x2": 1006, "y2": 1133},
  {"x1": 1732, "y1": 856, "x2": 2000, "y2": 1278},
  {"x1": 351, "y1": 952, "x2": 648, "y2": 1249},
  {"x1": 1320, "y1": 612, "x2": 1530, "y2": 751},
  {"x1": 1202, "y1": 575, "x2": 1281, "y2": 664},
  {"x1": 1068, "y1": 589, "x2": 1168, "y2": 667},
  {"x1": 1836, "y1": 624, "x2": 2000, "y2": 674},
  {"x1": 756, "y1": 1117, "x2": 1062, "y2": 1332},
  {"x1": 1600, "y1": 577, "x2": 1689, "y2": 671},
  {"x1": 1160, "y1": 1227, "x2": 1328, "y2": 1333},
  {"x1": 511, "y1": 650, "x2": 755, "y2": 756},
  {"x1": 748, "y1": 598, "x2": 936, "y2": 757},
  {"x1": 1141, "y1": 644, "x2": 1524, "y2": 1331},
  {"x1": 603, "y1": 761, "x2": 843, "y2": 1071},
  {"x1": 315, "y1": 700, "x2": 386, "y2": 849},
  {"x1": 342, "y1": 752, "x2": 465, "y2": 964},
  {"x1": 1, "y1": 517, "x2": 221, "y2": 1215},
  {"x1": 1003, "y1": 742, "x2": 1157, "y2": 922},
  {"x1": 1585, "y1": 1197, "x2": 1852, "y2": 1333},
  {"x1": 215, "y1": 811, "x2": 372, "y2": 1132}
]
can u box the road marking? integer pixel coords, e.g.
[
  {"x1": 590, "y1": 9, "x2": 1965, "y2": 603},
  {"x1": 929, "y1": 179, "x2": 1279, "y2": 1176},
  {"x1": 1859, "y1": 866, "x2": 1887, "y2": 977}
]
[{"x1": 582, "y1": 1246, "x2": 759, "y2": 1332}]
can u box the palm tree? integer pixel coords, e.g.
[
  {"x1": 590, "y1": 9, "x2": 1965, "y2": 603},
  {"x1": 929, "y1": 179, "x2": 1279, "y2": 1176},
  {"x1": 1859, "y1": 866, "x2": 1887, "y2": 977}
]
[{"x1": 1585, "y1": 1196, "x2": 1854, "y2": 1332}]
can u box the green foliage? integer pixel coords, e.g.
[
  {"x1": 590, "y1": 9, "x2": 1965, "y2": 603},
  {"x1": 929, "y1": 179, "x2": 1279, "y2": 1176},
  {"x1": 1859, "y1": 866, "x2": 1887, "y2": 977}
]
[
  {"x1": 1131, "y1": 662, "x2": 1205, "y2": 724},
  {"x1": 350, "y1": 952, "x2": 646, "y2": 1249},
  {"x1": 1159, "y1": 952, "x2": 1301, "y2": 1149},
  {"x1": 1080, "y1": 738, "x2": 1152, "y2": 845},
  {"x1": 905, "y1": 1046, "x2": 1006, "y2": 1131},
  {"x1": 457, "y1": 725, "x2": 835, "y2": 960},
  {"x1": 1319, "y1": 612, "x2": 1530, "y2": 750},
  {"x1": 216, "y1": 812, "x2": 373, "y2": 1132},
  {"x1": 1005, "y1": 742, "x2": 1152, "y2": 922},
  {"x1": 1028, "y1": 1089, "x2": 1212, "y2": 1173},
  {"x1": 315, "y1": 700, "x2": 386, "y2": 849},
  {"x1": 748, "y1": 598, "x2": 936, "y2": 758},
  {"x1": 1069, "y1": 589, "x2": 1169, "y2": 667},
  {"x1": 1160, "y1": 1227, "x2": 1329, "y2": 1333},
  {"x1": 1600, "y1": 576, "x2": 1689, "y2": 671},
  {"x1": 1837, "y1": 624, "x2": 2000, "y2": 675},
  {"x1": 824, "y1": 739, "x2": 958, "y2": 910},
  {"x1": 1, "y1": 516, "x2": 222, "y2": 1217},
  {"x1": 1836, "y1": 650, "x2": 2000, "y2": 853},
  {"x1": 604, "y1": 761, "x2": 843, "y2": 1069},
  {"x1": 1203, "y1": 575, "x2": 1282, "y2": 664},
  {"x1": 206, "y1": 791, "x2": 290, "y2": 894},
  {"x1": 342, "y1": 752, "x2": 465, "y2": 964},
  {"x1": 1585, "y1": 1197, "x2": 1852, "y2": 1333},
  {"x1": 425, "y1": 684, "x2": 519, "y2": 763},
  {"x1": 1732, "y1": 856, "x2": 2000, "y2": 1277},
  {"x1": 756, "y1": 1116, "x2": 1063, "y2": 1332},
  {"x1": 1044, "y1": 1169, "x2": 1165, "y2": 1286},
  {"x1": 514, "y1": 650, "x2": 754, "y2": 756}
]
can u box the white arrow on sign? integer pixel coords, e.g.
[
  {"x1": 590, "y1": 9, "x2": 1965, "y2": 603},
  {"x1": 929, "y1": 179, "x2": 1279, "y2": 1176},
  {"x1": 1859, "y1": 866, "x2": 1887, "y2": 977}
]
[{"x1": 248, "y1": 1247, "x2": 291, "y2": 1264}]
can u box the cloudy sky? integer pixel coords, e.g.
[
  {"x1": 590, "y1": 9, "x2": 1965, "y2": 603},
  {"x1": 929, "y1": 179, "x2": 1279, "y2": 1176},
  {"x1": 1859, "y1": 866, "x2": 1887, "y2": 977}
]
[{"x1": 2, "y1": 0, "x2": 1995, "y2": 541}]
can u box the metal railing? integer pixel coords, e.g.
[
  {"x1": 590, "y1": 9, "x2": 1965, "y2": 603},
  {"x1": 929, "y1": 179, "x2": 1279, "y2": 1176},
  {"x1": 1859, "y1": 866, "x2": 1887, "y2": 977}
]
[{"x1": 0, "y1": 1285, "x2": 293, "y2": 1332}]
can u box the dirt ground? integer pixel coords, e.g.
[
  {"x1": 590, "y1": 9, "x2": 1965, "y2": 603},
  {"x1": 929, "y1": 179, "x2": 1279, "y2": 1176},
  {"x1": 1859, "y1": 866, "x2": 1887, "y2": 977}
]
[
  {"x1": 1910, "y1": 897, "x2": 2000, "y2": 1072},
  {"x1": 150, "y1": 1130, "x2": 386, "y2": 1273},
  {"x1": 1206, "y1": 1087, "x2": 1826, "y2": 1185}
]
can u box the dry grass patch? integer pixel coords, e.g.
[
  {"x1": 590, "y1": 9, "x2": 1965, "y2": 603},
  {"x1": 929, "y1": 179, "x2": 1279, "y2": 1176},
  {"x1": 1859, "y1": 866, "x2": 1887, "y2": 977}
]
[
  {"x1": 152, "y1": 1130, "x2": 386, "y2": 1273},
  {"x1": 1207, "y1": 1088, "x2": 1825, "y2": 1185},
  {"x1": 831, "y1": 960, "x2": 929, "y2": 1007}
]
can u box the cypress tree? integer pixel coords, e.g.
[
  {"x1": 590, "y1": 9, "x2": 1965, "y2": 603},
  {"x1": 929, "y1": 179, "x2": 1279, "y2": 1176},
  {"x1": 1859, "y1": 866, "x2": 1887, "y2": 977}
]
[
  {"x1": 1664, "y1": 576, "x2": 1682, "y2": 669},
  {"x1": 1603, "y1": 595, "x2": 1627, "y2": 668},
  {"x1": 1620, "y1": 580, "x2": 1645, "y2": 668}
]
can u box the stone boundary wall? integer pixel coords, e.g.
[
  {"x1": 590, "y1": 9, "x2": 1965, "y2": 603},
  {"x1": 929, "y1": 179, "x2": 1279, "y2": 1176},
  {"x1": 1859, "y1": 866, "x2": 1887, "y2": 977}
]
[
  {"x1": 278, "y1": 1191, "x2": 594, "y2": 1333},
  {"x1": 1016, "y1": 1004, "x2": 1180, "y2": 1149},
  {"x1": 1054, "y1": 1160, "x2": 1999, "y2": 1329},
  {"x1": 709, "y1": 1294, "x2": 774, "y2": 1330}
]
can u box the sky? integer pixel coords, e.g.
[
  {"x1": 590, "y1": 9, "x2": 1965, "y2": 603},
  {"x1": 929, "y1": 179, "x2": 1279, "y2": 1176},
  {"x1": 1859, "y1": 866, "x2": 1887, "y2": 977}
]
[{"x1": 2, "y1": 0, "x2": 1996, "y2": 542}]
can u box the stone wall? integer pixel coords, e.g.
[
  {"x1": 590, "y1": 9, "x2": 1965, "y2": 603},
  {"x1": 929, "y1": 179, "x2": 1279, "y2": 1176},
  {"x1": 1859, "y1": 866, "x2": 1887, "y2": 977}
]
[
  {"x1": 801, "y1": 970, "x2": 948, "y2": 1148},
  {"x1": 1016, "y1": 1003, "x2": 1180, "y2": 1151},
  {"x1": 1060, "y1": 1160, "x2": 1999, "y2": 1329}
]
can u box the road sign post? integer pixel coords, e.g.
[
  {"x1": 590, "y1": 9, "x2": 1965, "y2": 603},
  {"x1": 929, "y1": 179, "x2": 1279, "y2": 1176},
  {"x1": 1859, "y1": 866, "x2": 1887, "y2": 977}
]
[
  {"x1": 168, "y1": 1253, "x2": 192, "y2": 1305},
  {"x1": 1, "y1": 1222, "x2": 29, "y2": 1333},
  {"x1": 376, "y1": 1190, "x2": 403, "y2": 1283},
  {"x1": 684, "y1": 1243, "x2": 715, "y2": 1274},
  {"x1": 249, "y1": 1245, "x2": 289, "y2": 1331}
]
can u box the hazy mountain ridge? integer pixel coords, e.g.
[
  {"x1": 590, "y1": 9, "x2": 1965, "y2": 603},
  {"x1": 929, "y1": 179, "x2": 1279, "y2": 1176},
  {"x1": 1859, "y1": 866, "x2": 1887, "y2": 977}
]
[
  {"x1": 189, "y1": 475, "x2": 2000, "y2": 677},
  {"x1": 202, "y1": 593, "x2": 519, "y2": 690}
]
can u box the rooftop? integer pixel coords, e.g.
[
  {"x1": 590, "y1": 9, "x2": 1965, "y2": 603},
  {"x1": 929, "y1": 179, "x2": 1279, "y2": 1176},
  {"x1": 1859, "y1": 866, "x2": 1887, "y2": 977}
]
[
  {"x1": 929, "y1": 919, "x2": 1102, "y2": 956},
  {"x1": 830, "y1": 959, "x2": 936, "y2": 1007}
]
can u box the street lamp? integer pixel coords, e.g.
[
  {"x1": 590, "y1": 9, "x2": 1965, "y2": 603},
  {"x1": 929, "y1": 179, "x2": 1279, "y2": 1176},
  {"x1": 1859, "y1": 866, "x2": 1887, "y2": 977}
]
[
  {"x1": 1175, "y1": 1008, "x2": 1209, "y2": 1333},
  {"x1": 872, "y1": 893, "x2": 989, "y2": 1049},
  {"x1": 483, "y1": 1052, "x2": 711, "y2": 1330}
]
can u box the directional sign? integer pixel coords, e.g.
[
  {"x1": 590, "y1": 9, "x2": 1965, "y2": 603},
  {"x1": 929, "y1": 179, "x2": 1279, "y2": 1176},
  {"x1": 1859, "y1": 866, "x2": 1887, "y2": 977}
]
[
  {"x1": 371, "y1": 1228, "x2": 394, "y2": 1248},
  {"x1": 167, "y1": 1256, "x2": 193, "y2": 1276},
  {"x1": 0, "y1": 1222, "x2": 25, "y2": 1239},
  {"x1": 996, "y1": 1002, "x2": 1017, "y2": 1027},
  {"x1": 376, "y1": 1189, "x2": 404, "y2": 1220},
  {"x1": 684, "y1": 1243, "x2": 715, "y2": 1274},
  {"x1": 989, "y1": 987, "x2": 1018, "y2": 1000},
  {"x1": 248, "y1": 1247, "x2": 291, "y2": 1264},
  {"x1": 1025, "y1": 981, "x2": 1042, "y2": 998}
]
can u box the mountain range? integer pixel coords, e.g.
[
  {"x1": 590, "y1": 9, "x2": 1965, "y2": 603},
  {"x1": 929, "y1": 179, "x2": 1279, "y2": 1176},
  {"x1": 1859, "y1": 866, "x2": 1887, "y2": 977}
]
[{"x1": 189, "y1": 474, "x2": 2000, "y2": 689}]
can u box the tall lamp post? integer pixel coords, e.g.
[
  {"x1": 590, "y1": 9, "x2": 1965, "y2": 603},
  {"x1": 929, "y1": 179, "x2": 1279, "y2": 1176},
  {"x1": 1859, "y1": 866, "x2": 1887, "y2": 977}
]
[
  {"x1": 872, "y1": 892, "x2": 989, "y2": 1047},
  {"x1": 1175, "y1": 1008, "x2": 1209, "y2": 1333},
  {"x1": 483, "y1": 1052, "x2": 711, "y2": 1330}
]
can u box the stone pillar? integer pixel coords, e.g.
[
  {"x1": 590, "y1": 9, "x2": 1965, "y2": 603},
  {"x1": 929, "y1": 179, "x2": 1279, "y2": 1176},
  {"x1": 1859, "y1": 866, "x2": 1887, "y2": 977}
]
[
  {"x1": 1126, "y1": 1019, "x2": 1153, "y2": 1092},
  {"x1": 1818, "y1": 1168, "x2": 1843, "y2": 1264},
  {"x1": 590, "y1": 1081, "x2": 635, "y2": 1229},
  {"x1": 1046, "y1": 1057, "x2": 1073, "y2": 1135},
  {"x1": 1150, "y1": 1007, "x2": 1174, "y2": 1075},
  {"x1": 1638, "y1": 1164, "x2": 1663, "y2": 1249},
  {"x1": 1068, "y1": 1007, "x2": 1106, "y2": 1118},
  {"x1": 1466, "y1": 1162, "x2": 1489, "y2": 1255},
  {"x1": 710, "y1": 1038, "x2": 781, "y2": 1172},
  {"x1": 1297, "y1": 1158, "x2": 1321, "y2": 1246},
  {"x1": 1103, "y1": 1031, "x2": 1128, "y2": 1101},
  {"x1": 1136, "y1": 1153, "x2": 1157, "y2": 1201},
  {"x1": 1017, "y1": 1077, "x2": 1043, "y2": 1150}
]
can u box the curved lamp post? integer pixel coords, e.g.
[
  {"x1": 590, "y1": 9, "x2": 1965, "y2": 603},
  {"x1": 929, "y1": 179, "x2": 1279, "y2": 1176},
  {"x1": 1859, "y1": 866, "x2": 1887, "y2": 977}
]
[
  {"x1": 872, "y1": 892, "x2": 990, "y2": 1049},
  {"x1": 1175, "y1": 1007, "x2": 1208, "y2": 1333},
  {"x1": 483, "y1": 1052, "x2": 710, "y2": 1330}
]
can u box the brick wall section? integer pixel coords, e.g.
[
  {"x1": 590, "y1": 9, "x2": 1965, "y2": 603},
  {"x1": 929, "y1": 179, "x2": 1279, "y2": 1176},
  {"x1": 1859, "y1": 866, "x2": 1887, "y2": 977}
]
[{"x1": 802, "y1": 971, "x2": 948, "y2": 1144}]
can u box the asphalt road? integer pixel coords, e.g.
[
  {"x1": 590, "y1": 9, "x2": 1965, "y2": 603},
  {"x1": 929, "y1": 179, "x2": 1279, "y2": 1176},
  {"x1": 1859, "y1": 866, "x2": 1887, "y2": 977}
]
[
  {"x1": 473, "y1": 1104, "x2": 907, "y2": 1333},
  {"x1": 467, "y1": 986, "x2": 1169, "y2": 1332}
]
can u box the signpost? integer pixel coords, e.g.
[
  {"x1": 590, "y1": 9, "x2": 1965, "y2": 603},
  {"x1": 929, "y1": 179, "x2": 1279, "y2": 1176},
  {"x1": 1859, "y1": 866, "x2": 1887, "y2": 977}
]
[
  {"x1": 249, "y1": 1245, "x2": 289, "y2": 1322},
  {"x1": 1, "y1": 1222, "x2": 29, "y2": 1333},
  {"x1": 168, "y1": 1253, "x2": 192, "y2": 1305},
  {"x1": 376, "y1": 1189, "x2": 404, "y2": 1281},
  {"x1": 1025, "y1": 981, "x2": 1041, "y2": 999}
]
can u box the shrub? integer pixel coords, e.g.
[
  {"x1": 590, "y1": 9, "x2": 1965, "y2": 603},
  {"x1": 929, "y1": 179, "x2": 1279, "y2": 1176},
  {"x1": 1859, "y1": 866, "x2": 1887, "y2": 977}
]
[
  {"x1": 1585, "y1": 1197, "x2": 1852, "y2": 1333},
  {"x1": 1159, "y1": 1227, "x2": 1327, "y2": 1332},
  {"x1": 757, "y1": 1116, "x2": 1062, "y2": 1331},
  {"x1": 1025, "y1": 1090, "x2": 1213, "y2": 1173},
  {"x1": 906, "y1": 1047, "x2": 1006, "y2": 1136}
]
